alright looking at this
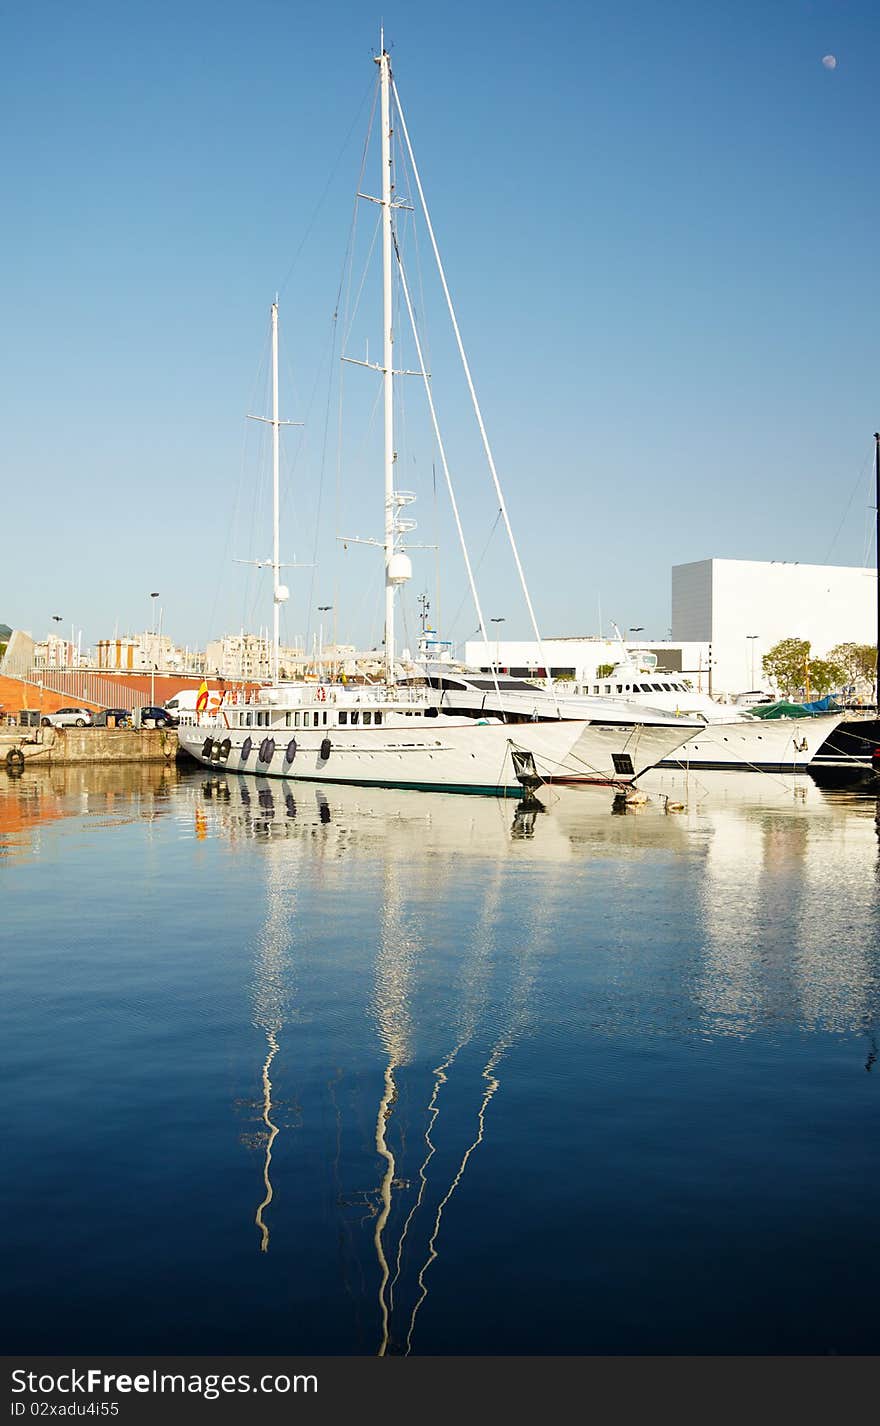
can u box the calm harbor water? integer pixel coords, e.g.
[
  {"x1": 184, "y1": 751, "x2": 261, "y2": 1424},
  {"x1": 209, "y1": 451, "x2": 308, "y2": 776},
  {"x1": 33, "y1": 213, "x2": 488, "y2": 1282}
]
[{"x1": 2, "y1": 763, "x2": 879, "y2": 1355}]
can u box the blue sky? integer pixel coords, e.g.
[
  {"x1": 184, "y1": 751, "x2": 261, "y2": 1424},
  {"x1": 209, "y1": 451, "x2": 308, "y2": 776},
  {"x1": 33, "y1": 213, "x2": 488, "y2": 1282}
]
[{"x1": 2, "y1": 0, "x2": 878, "y2": 656}]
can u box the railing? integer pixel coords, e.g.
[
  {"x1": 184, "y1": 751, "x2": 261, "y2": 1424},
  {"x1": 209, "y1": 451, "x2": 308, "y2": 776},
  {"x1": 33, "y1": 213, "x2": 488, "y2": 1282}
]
[{"x1": 0, "y1": 664, "x2": 151, "y2": 711}]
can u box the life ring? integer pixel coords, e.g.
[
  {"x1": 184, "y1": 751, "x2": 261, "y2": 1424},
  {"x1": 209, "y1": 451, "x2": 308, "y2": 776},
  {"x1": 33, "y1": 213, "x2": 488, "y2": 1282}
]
[
  {"x1": 5, "y1": 747, "x2": 25, "y2": 773},
  {"x1": 317, "y1": 686, "x2": 327, "y2": 703}
]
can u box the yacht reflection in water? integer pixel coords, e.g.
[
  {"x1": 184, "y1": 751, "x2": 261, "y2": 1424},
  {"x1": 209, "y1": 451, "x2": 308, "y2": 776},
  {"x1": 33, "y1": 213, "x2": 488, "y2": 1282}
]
[
  {"x1": 190, "y1": 770, "x2": 880, "y2": 1352},
  {"x1": 200, "y1": 775, "x2": 574, "y2": 1348}
]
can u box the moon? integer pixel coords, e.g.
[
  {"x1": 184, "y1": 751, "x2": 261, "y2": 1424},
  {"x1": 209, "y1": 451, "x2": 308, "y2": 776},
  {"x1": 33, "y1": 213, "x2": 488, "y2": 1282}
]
[{"x1": 821, "y1": 54, "x2": 837, "y2": 69}]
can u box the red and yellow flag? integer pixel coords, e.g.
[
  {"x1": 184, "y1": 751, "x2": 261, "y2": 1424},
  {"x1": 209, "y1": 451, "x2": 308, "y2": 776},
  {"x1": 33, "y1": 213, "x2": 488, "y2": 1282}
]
[{"x1": 195, "y1": 680, "x2": 209, "y2": 714}]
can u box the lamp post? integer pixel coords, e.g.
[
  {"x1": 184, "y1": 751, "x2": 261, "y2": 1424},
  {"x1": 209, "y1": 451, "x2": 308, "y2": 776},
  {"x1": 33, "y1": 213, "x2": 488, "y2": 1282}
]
[
  {"x1": 51, "y1": 615, "x2": 62, "y2": 669},
  {"x1": 746, "y1": 634, "x2": 759, "y2": 688},
  {"x1": 318, "y1": 606, "x2": 332, "y2": 679},
  {"x1": 149, "y1": 592, "x2": 159, "y2": 705},
  {"x1": 489, "y1": 617, "x2": 505, "y2": 672}
]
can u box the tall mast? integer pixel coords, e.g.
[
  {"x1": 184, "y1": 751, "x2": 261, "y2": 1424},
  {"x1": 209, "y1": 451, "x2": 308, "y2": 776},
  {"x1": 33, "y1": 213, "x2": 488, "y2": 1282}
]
[
  {"x1": 875, "y1": 432, "x2": 879, "y2": 707},
  {"x1": 272, "y1": 301, "x2": 281, "y2": 685},
  {"x1": 379, "y1": 42, "x2": 396, "y2": 686}
]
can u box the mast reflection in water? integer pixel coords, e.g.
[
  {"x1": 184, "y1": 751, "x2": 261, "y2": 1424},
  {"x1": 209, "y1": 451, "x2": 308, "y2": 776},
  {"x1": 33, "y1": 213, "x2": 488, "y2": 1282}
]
[{"x1": 1, "y1": 767, "x2": 879, "y2": 1355}]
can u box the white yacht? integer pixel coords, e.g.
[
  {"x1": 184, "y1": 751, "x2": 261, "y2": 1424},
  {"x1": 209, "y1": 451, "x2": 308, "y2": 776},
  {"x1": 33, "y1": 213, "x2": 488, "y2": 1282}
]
[
  {"x1": 571, "y1": 648, "x2": 844, "y2": 773},
  {"x1": 177, "y1": 46, "x2": 703, "y2": 794}
]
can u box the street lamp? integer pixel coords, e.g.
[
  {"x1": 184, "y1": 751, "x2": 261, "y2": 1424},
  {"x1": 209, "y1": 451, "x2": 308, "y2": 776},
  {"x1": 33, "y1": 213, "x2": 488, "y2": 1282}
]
[
  {"x1": 489, "y1": 616, "x2": 505, "y2": 671},
  {"x1": 149, "y1": 593, "x2": 159, "y2": 704},
  {"x1": 50, "y1": 615, "x2": 63, "y2": 674},
  {"x1": 746, "y1": 634, "x2": 759, "y2": 688}
]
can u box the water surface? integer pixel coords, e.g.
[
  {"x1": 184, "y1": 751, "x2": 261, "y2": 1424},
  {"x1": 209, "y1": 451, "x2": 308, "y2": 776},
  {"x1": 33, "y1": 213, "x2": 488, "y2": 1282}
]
[{"x1": 2, "y1": 764, "x2": 878, "y2": 1354}]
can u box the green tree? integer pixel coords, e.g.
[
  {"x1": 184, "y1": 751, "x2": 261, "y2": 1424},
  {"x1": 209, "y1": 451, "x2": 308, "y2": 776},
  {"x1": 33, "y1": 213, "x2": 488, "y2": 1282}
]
[
  {"x1": 828, "y1": 641, "x2": 878, "y2": 698},
  {"x1": 595, "y1": 663, "x2": 615, "y2": 679},
  {"x1": 806, "y1": 657, "x2": 845, "y2": 698},
  {"x1": 762, "y1": 638, "x2": 811, "y2": 698}
]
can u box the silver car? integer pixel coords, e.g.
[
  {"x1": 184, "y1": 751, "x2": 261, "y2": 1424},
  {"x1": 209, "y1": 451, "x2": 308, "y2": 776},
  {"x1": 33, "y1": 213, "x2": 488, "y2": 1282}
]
[{"x1": 41, "y1": 707, "x2": 94, "y2": 728}]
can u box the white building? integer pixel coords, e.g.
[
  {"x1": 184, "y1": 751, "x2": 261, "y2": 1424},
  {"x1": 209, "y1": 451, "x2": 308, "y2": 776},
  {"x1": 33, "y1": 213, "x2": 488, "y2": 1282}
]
[{"x1": 672, "y1": 559, "x2": 876, "y2": 696}]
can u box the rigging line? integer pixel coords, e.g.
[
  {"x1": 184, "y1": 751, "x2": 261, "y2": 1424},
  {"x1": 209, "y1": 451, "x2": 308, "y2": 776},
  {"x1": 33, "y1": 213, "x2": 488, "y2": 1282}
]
[
  {"x1": 444, "y1": 509, "x2": 504, "y2": 645},
  {"x1": 824, "y1": 443, "x2": 874, "y2": 565},
  {"x1": 329, "y1": 84, "x2": 381, "y2": 629},
  {"x1": 277, "y1": 72, "x2": 377, "y2": 300},
  {"x1": 207, "y1": 317, "x2": 272, "y2": 649},
  {"x1": 669, "y1": 725, "x2": 826, "y2": 790},
  {"x1": 392, "y1": 77, "x2": 560, "y2": 716},
  {"x1": 394, "y1": 120, "x2": 433, "y2": 386},
  {"x1": 342, "y1": 212, "x2": 383, "y2": 350},
  {"x1": 395, "y1": 234, "x2": 499, "y2": 703},
  {"x1": 305, "y1": 311, "x2": 343, "y2": 641},
  {"x1": 862, "y1": 500, "x2": 876, "y2": 571}
]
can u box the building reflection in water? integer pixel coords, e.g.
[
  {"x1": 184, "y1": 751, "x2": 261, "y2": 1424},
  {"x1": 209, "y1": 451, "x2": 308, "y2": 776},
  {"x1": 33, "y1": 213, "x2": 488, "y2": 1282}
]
[{"x1": 693, "y1": 781, "x2": 880, "y2": 1041}]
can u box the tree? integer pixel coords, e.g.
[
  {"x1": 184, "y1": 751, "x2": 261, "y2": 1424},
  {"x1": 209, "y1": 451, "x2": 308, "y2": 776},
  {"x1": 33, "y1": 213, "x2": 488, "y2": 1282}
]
[
  {"x1": 762, "y1": 638, "x2": 811, "y2": 698},
  {"x1": 806, "y1": 657, "x2": 845, "y2": 699},
  {"x1": 828, "y1": 641, "x2": 878, "y2": 699},
  {"x1": 595, "y1": 663, "x2": 615, "y2": 679}
]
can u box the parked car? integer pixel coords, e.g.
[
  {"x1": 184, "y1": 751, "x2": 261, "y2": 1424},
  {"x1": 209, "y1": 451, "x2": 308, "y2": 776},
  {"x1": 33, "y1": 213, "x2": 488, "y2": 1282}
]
[
  {"x1": 137, "y1": 705, "x2": 179, "y2": 729},
  {"x1": 92, "y1": 707, "x2": 132, "y2": 727},
  {"x1": 41, "y1": 707, "x2": 94, "y2": 728}
]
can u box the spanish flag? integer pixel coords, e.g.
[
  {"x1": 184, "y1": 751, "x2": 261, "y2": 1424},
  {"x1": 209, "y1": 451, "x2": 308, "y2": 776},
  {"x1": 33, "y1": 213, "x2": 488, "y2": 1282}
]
[{"x1": 195, "y1": 680, "x2": 209, "y2": 714}]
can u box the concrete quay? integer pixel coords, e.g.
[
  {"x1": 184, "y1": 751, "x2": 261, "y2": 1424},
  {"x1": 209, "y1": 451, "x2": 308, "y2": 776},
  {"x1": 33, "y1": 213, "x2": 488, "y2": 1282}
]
[{"x1": 2, "y1": 726, "x2": 181, "y2": 770}]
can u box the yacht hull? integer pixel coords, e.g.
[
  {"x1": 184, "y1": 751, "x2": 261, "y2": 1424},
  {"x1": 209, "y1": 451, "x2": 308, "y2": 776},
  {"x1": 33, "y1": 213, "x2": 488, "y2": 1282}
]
[
  {"x1": 177, "y1": 713, "x2": 695, "y2": 793},
  {"x1": 654, "y1": 713, "x2": 844, "y2": 772}
]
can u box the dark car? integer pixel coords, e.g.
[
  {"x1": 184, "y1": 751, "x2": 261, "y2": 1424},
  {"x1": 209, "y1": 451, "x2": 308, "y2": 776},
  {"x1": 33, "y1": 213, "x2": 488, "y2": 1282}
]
[
  {"x1": 92, "y1": 707, "x2": 132, "y2": 727},
  {"x1": 138, "y1": 705, "x2": 179, "y2": 729}
]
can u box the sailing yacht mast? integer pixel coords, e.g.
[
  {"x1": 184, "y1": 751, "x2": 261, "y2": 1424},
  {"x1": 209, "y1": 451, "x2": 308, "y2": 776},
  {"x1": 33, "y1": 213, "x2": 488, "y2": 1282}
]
[
  {"x1": 379, "y1": 41, "x2": 396, "y2": 687},
  {"x1": 271, "y1": 302, "x2": 283, "y2": 684},
  {"x1": 249, "y1": 300, "x2": 301, "y2": 685},
  {"x1": 875, "y1": 432, "x2": 879, "y2": 707}
]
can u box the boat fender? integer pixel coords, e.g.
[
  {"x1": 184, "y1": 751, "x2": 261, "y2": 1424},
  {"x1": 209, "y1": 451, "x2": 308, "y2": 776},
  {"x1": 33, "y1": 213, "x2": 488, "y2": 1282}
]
[
  {"x1": 201, "y1": 736, "x2": 214, "y2": 757},
  {"x1": 317, "y1": 686, "x2": 327, "y2": 703},
  {"x1": 219, "y1": 738, "x2": 232, "y2": 761},
  {"x1": 319, "y1": 737, "x2": 331, "y2": 761},
  {"x1": 210, "y1": 740, "x2": 222, "y2": 761},
  {"x1": 258, "y1": 737, "x2": 275, "y2": 763},
  {"x1": 285, "y1": 738, "x2": 297, "y2": 763},
  {"x1": 5, "y1": 747, "x2": 25, "y2": 773},
  {"x1": 241, "y1": 736, "x2": 253, "y2": 760}
]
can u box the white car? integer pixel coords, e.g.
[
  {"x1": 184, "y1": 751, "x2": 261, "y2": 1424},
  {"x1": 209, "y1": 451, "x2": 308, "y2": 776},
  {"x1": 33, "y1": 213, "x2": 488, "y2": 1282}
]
[{"x1": 41, "y1": 707, "x2": 94, "y2": 728}]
